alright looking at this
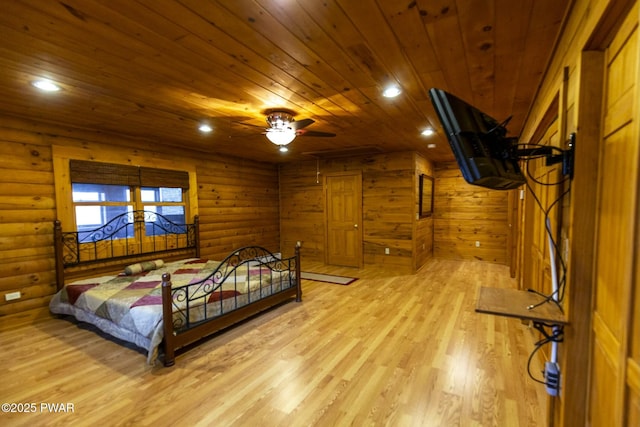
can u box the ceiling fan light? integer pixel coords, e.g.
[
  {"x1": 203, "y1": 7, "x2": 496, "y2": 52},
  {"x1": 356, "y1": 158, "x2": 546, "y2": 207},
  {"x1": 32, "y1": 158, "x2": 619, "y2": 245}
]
[
  {"x1": 266, "y1": 112, "x2": 293, "y2": 128},
  {"x1": 266, "y1": 128, "x2": 296, "y2": 146}
]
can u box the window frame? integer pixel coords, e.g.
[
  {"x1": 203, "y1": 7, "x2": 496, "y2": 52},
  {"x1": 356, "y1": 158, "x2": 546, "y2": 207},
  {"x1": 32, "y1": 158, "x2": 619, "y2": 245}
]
[{"x1": 52, "y1": 147, "x2": 198, "y2": 239}]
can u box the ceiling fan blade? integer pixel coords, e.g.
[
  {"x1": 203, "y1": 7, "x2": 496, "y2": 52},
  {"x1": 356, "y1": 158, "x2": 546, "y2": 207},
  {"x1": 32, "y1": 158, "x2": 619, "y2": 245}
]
[
  {"x1": 226, "y1": 133, "x2": 263, "y2": 139},
  {"x1": 297, "y1": 130, "x2": 336, "y2": 137},
  {"x1": 291, "y1": 118, "x2": 315, "y2": 130},
  {"x1": 231, "y1": 119, "x2": 268, "y2": 130}
]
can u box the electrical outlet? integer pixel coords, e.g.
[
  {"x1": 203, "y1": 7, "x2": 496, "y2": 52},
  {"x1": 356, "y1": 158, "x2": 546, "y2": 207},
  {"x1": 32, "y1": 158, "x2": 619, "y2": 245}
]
[
  {"x1": 385, "y1": 247, "x2": 390, "y2": 255},
  {"x1": 5, "y1": 291, "x2": 21, "y2": 301},
  {"x1": 475, "y1": 241, "x2": 481, "y2": 247}
]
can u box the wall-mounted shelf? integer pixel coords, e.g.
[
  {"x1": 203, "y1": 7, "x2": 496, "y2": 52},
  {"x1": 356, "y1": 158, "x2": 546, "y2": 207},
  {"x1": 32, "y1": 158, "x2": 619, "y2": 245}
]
[{"x1": 475, "y1": 287, "x2": 567, "y2": 325}]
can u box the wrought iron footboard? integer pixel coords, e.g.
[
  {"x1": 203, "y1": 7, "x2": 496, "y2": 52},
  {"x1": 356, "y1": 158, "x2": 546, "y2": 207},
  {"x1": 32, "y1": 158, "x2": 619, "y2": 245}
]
[{"x1": 169, "y1": 246, "x2": 298, "y2": 331}]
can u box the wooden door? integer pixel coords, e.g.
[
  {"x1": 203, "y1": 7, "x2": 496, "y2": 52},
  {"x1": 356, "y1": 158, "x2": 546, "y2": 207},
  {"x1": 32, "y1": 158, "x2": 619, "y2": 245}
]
[
  {"x1": 325, "y1": 172, "x2": 362, "y2": 267},
  {"x1": 589, "y1": 6, "x2": 639, "y2": 426}
]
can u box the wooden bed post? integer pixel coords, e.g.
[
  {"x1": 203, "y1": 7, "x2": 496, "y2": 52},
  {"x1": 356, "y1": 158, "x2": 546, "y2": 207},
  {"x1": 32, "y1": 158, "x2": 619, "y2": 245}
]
[
  {"x1": 295, "y1": 242, "x2": 302, "y2": 302},
  {"x1": 193, "y1": 215, "x2": 200, "y2": 258},
  {"x1": 53, "y1": 220, "x2": 65, "y2": 291},
  {"x1": 161, "y1": 273, "x2": 176, "y2": 367}
]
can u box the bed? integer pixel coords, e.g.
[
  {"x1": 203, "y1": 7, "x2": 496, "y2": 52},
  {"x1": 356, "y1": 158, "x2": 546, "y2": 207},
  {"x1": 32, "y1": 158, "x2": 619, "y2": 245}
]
[{"x1": 50, "y1": 210, "x2": 301, "y2": 366}]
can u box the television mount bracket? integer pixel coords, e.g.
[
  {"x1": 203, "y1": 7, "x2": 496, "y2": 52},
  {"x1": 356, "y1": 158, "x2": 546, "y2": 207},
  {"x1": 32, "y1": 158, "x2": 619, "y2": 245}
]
[{"x1": 514, "y1": 132, "x2": 576, "y2": 179}]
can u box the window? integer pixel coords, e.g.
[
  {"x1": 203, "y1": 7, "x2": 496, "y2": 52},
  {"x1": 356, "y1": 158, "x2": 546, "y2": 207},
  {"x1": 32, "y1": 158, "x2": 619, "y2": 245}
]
[
  {"x1": 139, "y1": 186, "x2": 186, "y2": 236},
  {"x1": 69, "y1": 160, "x2": 189, "y2": 241},
  {"x1": 72, "y1": 183, "x2": 132, "y2": 240}
]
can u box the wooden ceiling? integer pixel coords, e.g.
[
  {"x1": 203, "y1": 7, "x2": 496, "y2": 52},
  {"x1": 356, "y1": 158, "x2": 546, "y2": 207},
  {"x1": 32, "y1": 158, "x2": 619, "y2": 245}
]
[{"x1": 1, "y1": 0, "x2": 570, "y2": 163}]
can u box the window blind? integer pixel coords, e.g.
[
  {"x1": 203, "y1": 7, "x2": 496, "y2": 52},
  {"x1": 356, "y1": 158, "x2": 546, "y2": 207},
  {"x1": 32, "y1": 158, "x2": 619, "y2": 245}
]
[
  {"x1": 139, "y1": 166, "x2": 189, "y2": 189},
  {"x1": 69, "y1": 160, "x2": 189, "y2": 189}
]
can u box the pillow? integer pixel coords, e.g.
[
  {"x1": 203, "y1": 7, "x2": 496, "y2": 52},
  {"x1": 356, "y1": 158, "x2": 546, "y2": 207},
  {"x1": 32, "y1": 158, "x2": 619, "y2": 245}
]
[{"x1": 124, "y1": 259, "x2": 164, "y2": 276}]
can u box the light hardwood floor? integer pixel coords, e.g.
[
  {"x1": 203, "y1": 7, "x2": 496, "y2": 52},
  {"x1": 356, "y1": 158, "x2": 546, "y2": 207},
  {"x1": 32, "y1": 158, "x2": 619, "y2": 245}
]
[{"x1": 1, "y1": 259, "x2": 548, "y2": 426}]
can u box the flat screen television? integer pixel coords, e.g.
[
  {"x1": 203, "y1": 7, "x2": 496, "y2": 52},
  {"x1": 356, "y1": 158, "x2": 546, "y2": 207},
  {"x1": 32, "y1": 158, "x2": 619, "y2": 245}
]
[{"x1": 429, "y1": 88, "x2": 526, "y2": 190}]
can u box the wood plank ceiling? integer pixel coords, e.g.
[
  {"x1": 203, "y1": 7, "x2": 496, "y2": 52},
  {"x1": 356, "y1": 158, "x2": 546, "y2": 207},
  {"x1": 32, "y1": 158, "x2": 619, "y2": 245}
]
[{"x1": 0, "y1": 0, "x2": 570, "y2": 163}]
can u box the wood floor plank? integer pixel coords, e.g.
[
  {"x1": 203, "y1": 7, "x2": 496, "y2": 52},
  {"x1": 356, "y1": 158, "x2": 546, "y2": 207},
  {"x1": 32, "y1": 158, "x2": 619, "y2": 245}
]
[{"x1": 0, "y1": 259, "x2": 549, "y2": 426}]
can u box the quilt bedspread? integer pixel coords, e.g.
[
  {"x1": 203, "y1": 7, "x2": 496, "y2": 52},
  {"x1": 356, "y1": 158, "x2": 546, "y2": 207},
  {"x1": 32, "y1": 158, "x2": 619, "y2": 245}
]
[{"x1": 49, "y1": 258, "x2": 291, "y2": 363}]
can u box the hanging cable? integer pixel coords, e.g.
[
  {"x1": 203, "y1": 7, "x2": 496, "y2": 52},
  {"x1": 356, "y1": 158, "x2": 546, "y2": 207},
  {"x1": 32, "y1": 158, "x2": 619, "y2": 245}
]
[
  {"x1": 518, "y1": 138, "x2": 573, "y2": 396},
  {"x1": 527, "y1": 323, "x2": 564, "y2": 386},
  {"x1": 522, "y1": 159, "x2": 571, "y2": 304}
]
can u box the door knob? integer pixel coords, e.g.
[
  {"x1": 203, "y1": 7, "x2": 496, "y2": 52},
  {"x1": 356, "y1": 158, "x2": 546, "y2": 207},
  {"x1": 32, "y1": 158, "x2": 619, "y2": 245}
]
[{"x1": 354, "y1": 224, "x2": 358, "y2": 228}]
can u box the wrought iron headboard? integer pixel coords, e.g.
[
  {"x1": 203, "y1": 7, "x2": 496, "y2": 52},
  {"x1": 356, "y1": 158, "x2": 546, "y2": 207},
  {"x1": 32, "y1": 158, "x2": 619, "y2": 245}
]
[{"x1": 54, "y1": 211, "x2": 199, "y2": 288}]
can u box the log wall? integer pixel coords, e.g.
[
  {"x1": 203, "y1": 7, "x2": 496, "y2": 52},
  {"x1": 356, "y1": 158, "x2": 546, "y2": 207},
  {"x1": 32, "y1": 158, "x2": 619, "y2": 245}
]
[{"x1": 0, "y1": 116, "x2": 280, "y2": 323}]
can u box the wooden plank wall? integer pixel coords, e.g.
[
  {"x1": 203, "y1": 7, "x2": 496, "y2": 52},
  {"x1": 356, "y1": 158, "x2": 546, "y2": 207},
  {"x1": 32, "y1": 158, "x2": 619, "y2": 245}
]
[
  {"x1": 0, "y1": 116, "x2": 280, "y2": 323},
  {"x1": 279, "y1": 153, "x2": 508, "y2": 271},
  {"x1": 433, "y1": 162, "x2": 510, "y2": 264},
  {"x1": 279, "y1": 152, "x2": 421, "y2": 271}
]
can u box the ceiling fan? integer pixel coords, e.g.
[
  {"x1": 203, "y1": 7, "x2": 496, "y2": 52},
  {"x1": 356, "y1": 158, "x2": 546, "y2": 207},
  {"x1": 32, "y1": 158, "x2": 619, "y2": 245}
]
[{"x1": 264, "y1": 111, "x2": 335, "y2": 149}]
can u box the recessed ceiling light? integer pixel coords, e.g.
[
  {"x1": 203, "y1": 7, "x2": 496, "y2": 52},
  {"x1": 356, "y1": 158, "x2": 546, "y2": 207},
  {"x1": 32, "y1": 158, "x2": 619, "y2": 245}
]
[
  {"x1": 382, "y1": 85, "x2": 401, "y2": 98},
  {"x1": 421, "y1": 128, "x2": 435, "y2": 136},
  {"x1": 32, "y1": 79, "x2": 61, "y2": 92},
  {"x1": 198, "y1": 124, "x2": 212, "y2": 133},
  {"x1": 427, "y1": 143, "x2": 437, "y2": 149}
]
